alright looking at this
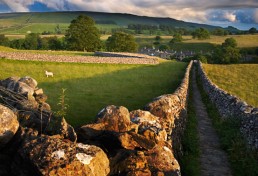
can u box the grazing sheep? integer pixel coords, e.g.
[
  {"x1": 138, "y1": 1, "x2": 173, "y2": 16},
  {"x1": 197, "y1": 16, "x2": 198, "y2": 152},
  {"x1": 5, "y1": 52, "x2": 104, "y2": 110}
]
[{"x1": 45, "y1": 71, "x2": 54, "y2": 77}]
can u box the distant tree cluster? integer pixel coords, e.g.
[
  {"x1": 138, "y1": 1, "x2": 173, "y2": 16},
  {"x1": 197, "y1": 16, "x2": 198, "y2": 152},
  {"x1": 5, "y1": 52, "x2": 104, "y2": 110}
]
[
  {"x1": 212, "y1": 38, "x2": 241, "y2": 64},
  {"x1": 192, "y1": 28, "x2": 210, "y2": 40},
  {"x1": 0, "y1": 33, "x2": 63, "y2": 50},
  {"x1": 212, "y1": 28, "x2": 229, "y2": 36},
  {"x1": 106, "y1": 32, "x2": 138, "y2": 52}
]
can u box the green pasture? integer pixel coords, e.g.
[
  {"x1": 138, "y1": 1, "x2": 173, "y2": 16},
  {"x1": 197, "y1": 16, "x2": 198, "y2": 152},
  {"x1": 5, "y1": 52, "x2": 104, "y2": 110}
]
[
  {"x1": 203, "y1": 64, "x2": 258, "y2": 107},
  {"x1": 0, "y1": 58, "x2": 187, "y2": 127}
]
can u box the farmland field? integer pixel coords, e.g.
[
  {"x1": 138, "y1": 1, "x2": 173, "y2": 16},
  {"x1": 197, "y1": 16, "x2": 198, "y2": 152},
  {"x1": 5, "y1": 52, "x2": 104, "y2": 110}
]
[
  {"x1": 203, "y1": 64, "x2": 258, "y2": 107},
  {"x1": 0, "y1": 57, "x2": 187, "y2": 126}
]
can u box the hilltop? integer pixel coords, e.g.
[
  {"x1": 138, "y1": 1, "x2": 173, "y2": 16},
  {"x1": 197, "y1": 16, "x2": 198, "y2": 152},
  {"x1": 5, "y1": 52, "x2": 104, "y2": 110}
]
[{"x1": 0, "y1": 11, "x2": 221, "y2": 34}]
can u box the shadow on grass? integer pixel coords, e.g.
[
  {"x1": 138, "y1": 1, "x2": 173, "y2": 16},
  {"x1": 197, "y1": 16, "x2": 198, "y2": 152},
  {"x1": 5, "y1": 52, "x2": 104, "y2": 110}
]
[{"x1": 38, "y1": 62, "x2": 187, "y2": 127}]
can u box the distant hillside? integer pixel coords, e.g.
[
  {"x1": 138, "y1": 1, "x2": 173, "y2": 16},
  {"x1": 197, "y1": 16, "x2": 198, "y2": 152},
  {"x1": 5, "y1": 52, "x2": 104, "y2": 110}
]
[{"x1": 0, "y1": 11, "x2": 222, "y2": 34}]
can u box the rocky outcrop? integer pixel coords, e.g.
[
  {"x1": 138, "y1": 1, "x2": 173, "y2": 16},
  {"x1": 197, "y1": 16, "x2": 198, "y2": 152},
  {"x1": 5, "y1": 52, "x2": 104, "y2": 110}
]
[
  {"x1": 197, "y1": 61, "x2": 258, "y2": 149},
  {"x1": 0, "y1": 105, "x2": 19, "y2": 149}
]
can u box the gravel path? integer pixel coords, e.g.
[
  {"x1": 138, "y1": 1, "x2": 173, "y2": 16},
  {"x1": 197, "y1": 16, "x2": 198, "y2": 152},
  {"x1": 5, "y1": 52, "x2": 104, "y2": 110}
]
[
  {"x1": 0, "y1": 51, "x2": 158, "y2": 65},
  {"x1": 192, "y1": 67, "x2": 232, "y2": 176}
]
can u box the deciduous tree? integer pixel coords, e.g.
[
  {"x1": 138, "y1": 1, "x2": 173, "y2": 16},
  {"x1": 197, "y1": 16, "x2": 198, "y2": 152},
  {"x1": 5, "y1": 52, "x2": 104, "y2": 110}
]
[
  {"x1": 65, "y1": 15, "x2": 101, "y2": 51},
  {"x1": 106, "y1": 32, "x2": 138, "y2": 52}
]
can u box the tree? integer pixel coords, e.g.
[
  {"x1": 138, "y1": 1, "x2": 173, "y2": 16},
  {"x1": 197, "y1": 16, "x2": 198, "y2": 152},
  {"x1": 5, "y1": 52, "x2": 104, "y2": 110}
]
[
  {"x1": 213, "y1": 38, "x2": 241, "y2": 64},
  {"x1": 192, "y1": 28, "x2": 210, "y2": 40},
  {"x1": 65, "y1": 15, "x2": 101, "y2": 51},
  {"x1": 169, "y1": 33, "x2": 183, "y2": 44},
  {"x1": 0, "y1": 34, "x2": 9, "y2": 46},
  {"x1": 106, "y1": 32, "x2": 138, "y2": 52},
  {"x1": 222, "y1": 38, "x2": 237, "y2": 48},
  {"x1": 213, "y1": 28, "x2": 228, "y2": 36},
  {"x1": 248, "y1": 27, "x2": 257, "y2": 34},
  {"x1": 23, "y1": 33, "x2": 41, "y2": 50}
]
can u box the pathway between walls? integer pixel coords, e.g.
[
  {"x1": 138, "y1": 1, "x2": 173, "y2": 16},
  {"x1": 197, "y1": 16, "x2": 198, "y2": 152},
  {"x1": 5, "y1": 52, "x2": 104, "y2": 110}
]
[{"x1": 192, "y1": 67, "x2": 232, "y2": 176}]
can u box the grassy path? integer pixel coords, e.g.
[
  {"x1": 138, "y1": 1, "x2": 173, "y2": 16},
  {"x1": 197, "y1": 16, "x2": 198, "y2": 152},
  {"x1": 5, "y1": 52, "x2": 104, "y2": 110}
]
[{"x1": 192, "y1": 67, "x2": 232, "y2": 176}]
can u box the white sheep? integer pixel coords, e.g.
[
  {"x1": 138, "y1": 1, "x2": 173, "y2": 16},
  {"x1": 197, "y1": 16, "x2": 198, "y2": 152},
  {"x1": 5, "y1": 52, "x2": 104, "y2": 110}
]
[{"x1": 45, "y1": 70, "x2": 54, "y2": 77}]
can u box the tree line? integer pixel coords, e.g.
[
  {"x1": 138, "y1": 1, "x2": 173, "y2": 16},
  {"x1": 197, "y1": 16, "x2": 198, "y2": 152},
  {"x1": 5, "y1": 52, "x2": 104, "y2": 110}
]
[{"x1": 0, "y1": 15, "x2": 138, "y2": 52}]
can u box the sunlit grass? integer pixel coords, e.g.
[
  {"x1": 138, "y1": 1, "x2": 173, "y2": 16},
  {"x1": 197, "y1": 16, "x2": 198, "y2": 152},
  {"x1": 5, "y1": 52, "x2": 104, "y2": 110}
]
[
  {"x1": 0, "y1": 58, "x2": 187, "y2": 126},
  {"x1": 203, "y1": 64, "x2": 258, "y2": 107}
]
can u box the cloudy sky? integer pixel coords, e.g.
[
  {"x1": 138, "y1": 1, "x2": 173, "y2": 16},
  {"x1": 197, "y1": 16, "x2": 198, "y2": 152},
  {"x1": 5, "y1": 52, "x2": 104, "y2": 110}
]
[{"x1": 0, "y1": 0, "x2": 258, "y2": 29}]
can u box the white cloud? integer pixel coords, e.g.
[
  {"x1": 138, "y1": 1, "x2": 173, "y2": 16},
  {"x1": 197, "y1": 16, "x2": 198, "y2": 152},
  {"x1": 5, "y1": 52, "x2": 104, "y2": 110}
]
[
  {"x1": 1, "y1": 0, "x2": 34, "y2": 12},
  {"x1": 254, "y1": 8, "x2": 258, "y2": 23},
  {"x1": 224, "y1": 12, "x2": 237, "y2": 22}
]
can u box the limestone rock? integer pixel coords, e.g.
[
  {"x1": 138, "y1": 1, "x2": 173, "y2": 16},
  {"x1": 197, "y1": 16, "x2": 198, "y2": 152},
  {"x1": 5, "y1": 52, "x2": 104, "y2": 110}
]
[
  {"x1": 144, "y1": 94, "x2": 181, "y2": 135},
  {"x1": 110, "y1": 149, "x2": 151, "y2": 176},
  {"x1": 130, "y1": 110, "x2": 167, "y2": 142},
  {"x1": 19, "y1": 76, "x2": 38, "y2": 89},
  {"x1": 0, "y1": 76, "x2": 20, "y2": 88},
  {"x1": 46, "y1": 117, "x2": 77, "y2": 142},
  {"x1": 0, "y1": 105, "x2": 19, "y2": 148},
  {"x1": 144, "y1": 143, "x2": 180, "y2": 175},
  {"x1": 97, "y1": 105, "x2": 132, "y2": 132},
  {"x1": 19, "y1": 135, "x2": 110, "y2": 176}
]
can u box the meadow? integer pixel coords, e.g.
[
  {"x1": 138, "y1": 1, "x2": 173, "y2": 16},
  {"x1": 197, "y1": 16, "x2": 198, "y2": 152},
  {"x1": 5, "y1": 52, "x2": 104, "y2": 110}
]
[
  {"x1": 0, "y1": 58, "x2": 187, "y2": 127},
  {"x1": 203, "y1": 64, "x2": 258, "y2": 107},
  {"x1": 136, "y1": 34, "x2": 258, "y2": 52}
]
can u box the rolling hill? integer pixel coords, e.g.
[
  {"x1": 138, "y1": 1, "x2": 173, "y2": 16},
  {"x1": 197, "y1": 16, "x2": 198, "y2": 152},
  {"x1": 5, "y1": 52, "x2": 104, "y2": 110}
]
[{"x1": 0, "y1": 11, "x2": 222, "y2": 34}]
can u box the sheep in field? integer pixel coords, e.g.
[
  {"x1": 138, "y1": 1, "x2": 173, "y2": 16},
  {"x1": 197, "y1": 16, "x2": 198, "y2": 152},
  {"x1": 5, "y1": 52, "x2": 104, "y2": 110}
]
[{"x1": 45, "y1": 71, "x2": 54, "y2": 77}]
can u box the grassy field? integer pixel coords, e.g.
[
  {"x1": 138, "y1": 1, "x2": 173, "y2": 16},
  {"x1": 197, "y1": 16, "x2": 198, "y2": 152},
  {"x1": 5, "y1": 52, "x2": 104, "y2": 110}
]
[
  {"x1": 203, "y1": 64, "x2": 258, "y2": 107},
  {"x1": 136, "y1": 34, "x2": 258, "y2": 52},
  {"x1": 0, "y1": 58, "x2": 187, "y2": 127}
]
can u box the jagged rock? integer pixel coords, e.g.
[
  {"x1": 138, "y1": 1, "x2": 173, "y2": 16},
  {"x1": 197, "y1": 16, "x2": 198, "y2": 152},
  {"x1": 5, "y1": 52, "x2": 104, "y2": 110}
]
[
  {"x1": 19, "y1": 76, "x2": 38, "y2": 89},
  {"x1": 16, "y1": 98, "x2": 39, "y2": 111},
  {"x1": 35, "y1": 94, "x2": 47, "y2": 103},
  {"x1": 0, "y1": 105, "x2": 19, "y2": 149},
  {"x1": 118, "y1": 132, "x2": 156, "y2": 150},
  {"x1": 46, "y1": 117, "x2": 77, "y2": 142},
  {"x1": 110, "y1": 149, "x2": 151, "y2": 176},
  {"x1": 144, "y1": 143, "x2": 180, "y2": 175},
  {"x1": 96, "y1": 105, "x2": 132, "y2": 132},
  {"x1": 19, "y1": 135, "x2": 110, "y2": 176},
  {"x1": 130, "y1": 110, "x2": 167, "y2": 143},
  {"x1": 144, "y1": 94, "x2": 181, "y2": 135},
  {"x1": 34, "y1": 88, "x2": 43, "y2": 95},
  {"x1": 1, "y1": 76, "x2": 20, "y2": 88}
]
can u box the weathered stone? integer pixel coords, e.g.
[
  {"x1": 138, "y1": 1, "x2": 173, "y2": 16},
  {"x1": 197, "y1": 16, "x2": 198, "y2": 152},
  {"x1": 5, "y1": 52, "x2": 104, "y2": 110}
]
[
  {"x1": 19, "y1": 76, "x2": 38, "y2": 89},
  {"x1": 144, "y1": 143, "x2": 180, "y2": 175},
  {"x1": 14, "y1": 81, "x2": 35, "y2": 97},
  {"x1": 130, "y1": 110, "x2": 167, "y2": 142},
  {"x1": 97, "y1": 105, "x2": 132, "y2": 132},
  {"x1": 0, "y1": 105, "x2": 19, "y2": 149},
  {"x1": 144, "y1": 94, "x2": 180, "y2": 135},
  {"x1": 46, "y1": 117, "x2": 77, "y2": 142},
  {"x1": 110, "y1": 149, "x2": 151, "y2": 175},
  {"x1": 34, "y1": 88, "x2": 44, "y2": 96},
  {"x1": 1, "y1": 76, "x2": 20, "y2": 88},
  {"x1": 16, "y1": 99, "x2": 38, "y2": 110},
  {"x1": 19, "y1": 135, "x2": 110, "y2": 176}
]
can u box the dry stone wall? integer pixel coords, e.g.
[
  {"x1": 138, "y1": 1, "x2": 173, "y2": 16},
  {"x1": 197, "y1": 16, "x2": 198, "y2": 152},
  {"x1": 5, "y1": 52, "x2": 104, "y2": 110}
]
[
  {"x1": 0, "y1": 60, "x2": 193, "y2": 176},
  {"x1": 0, "y1": 51, "x2": 158, "y2": 65},
  {"x1": 78, "y1": 61, "x2": 193, "y2": 175},
  {"x1": 197, "y1": 61, "x2": 258, "y2": 149}
]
